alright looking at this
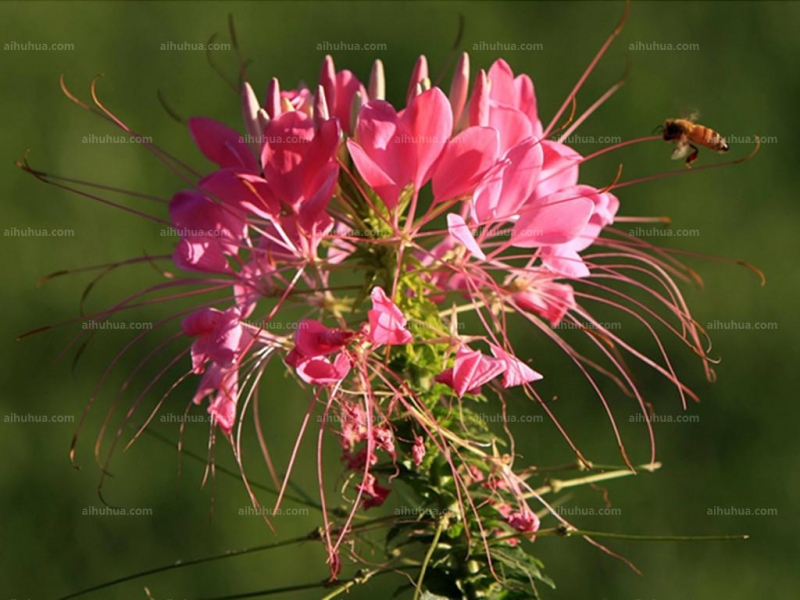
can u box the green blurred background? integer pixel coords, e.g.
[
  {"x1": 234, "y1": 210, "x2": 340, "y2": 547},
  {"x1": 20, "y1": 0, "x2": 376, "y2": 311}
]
[{"x1": 1, "y1": 1, "x2": 797, "y2": 598}]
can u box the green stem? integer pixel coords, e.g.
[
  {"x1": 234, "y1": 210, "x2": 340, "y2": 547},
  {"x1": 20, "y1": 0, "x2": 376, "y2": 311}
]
[
  {"x1": 56, "y1": 515, "x2": 401, "y2": 600},
  {"x1": 525, "y1": 462, "x2": 661, "y2": 498},
  {"x1": 495, "y1": 527, "x2": 748, "y2": 544},
  {"x1": 413, "y1": 517, "x2": 446, "y2": 600},
  {"x1": 547, "y1": 526, "x2": 749, "y2": 542}
]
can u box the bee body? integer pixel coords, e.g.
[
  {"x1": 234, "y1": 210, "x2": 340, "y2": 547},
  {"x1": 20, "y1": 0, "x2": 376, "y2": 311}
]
[{"x1": 660, "y1": 117, "x2": 729, "y2": 167}]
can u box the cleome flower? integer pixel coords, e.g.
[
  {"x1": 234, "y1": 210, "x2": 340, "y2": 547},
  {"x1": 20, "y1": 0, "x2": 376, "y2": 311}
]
[{"x1": 22, "y1": 5, "x2": 760, "y2": 597}]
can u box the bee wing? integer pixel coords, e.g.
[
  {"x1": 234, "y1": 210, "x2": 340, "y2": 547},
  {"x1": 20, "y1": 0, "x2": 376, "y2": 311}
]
[
  {"x1": 682, "y1": 108, "x2": 700, "y2": 122},
  {"x1": 671, "y1": 141, "x2": 692, "y2": 160}
]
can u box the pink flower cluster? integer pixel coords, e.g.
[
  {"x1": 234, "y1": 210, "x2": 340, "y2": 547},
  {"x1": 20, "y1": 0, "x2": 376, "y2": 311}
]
[
  {"x1": 159, "y1": 52, "x2": 670, "y2": 546},
  {"x1": 171, "y1": 53, "x2": 618, "y2": 431}
]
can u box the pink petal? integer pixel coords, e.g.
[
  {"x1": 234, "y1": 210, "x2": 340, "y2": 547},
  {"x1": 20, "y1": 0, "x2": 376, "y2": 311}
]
[
  {"x1": 533, "y1": 141, "x2": 582, "y2": 201},
  {"x1": 397, "y1": 87, "x2": 452, "y2": 188},
  {"x1": 487, "y1": 60, "x2": 517, "y2": 106},
  {"x1": 513, "y1": 277, "x2": 576, "y2": 327},
  {"x1": 432, "y1": 126, "x2": 499, "y2": 203},
  {"x1": 488, "y1": 104, "x2": 533, "y2": 155},
  {"x1": 540, "y1": 246, "x2": 591, "y2": 278},
  {"x1": 437, "y1": 346, "x2": 504, "y2": 398},
  {"x1": 448, "y1": 52, "x2": 470, "y2": 128},
  {"x1": 511, "y1": 191, "x2": 594, "y2": 247},
  {"x1": 452, "y1": 347, "x2": 504, "y2": 397},
  {"x1": 474, "y1": 138, "x2": 544, "y2": 223},
  {"x1": 294, "y1": 319, "x2": 353, "y2": 357},
  {"x1": 367, "y1": 287, "x2": 413, "y2": 346},
  {"x1": 346, "y1": 139, "x2": 400, "y2": 207},
  {"x1": 208, "y1": 385, "x2": 238, "y2": 433},
  {"x1": 188, "y1": 117, "x2": 258, "y2": 172},
  {"x1": 200, "y1": 169, "x2": 279, "y2": 218},
  {"x1": 261, "y1": 111, "x2": 340, "y2": 207},
  {"x1": 490, "y1": 345, "x2": 543, "y2": 388},
  {"x1": 294, "y1": 352, "x2": 351, "y2": 385},
  {"x1": 172, "y1": 239, "x2": 230, "y2": 274},
  {"x1": 169, "y1": 190, "x2": 246, "y2": 256},
  {"x1": 333, "y1": 69, "x2": 366, "y2": 134},
  {"x1": 447, "y1": 213, "x2": 486, "y2": 260},
  {"x1": 468, "y1": 70, "x2": 490, "y2": 127}
]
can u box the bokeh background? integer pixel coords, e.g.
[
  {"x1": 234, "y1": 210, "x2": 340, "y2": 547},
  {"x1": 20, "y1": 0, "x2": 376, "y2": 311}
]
[{"x1": 1, "y1": 1, "x2": 798, "y2": 599}]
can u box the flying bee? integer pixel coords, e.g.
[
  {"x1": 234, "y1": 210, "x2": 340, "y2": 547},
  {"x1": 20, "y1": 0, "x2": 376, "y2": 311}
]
[{"x1": 656, "y1": 116, "x2": 729, "y2": 167}]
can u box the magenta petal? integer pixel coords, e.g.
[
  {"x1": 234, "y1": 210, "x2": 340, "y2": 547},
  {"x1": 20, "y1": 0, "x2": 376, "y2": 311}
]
[
  {"x1": 398, "y1": 87, "x2": 453, "y2": 187},
  {"x1": 208, "y1": 388, "x2": 237, "y2": 433},
  {"x1": 192, "y1": 363, "x2": 239, "y2": 434},
  {"x1": 472, "y1": 160, "x2": 506, "y2": 223},
  {"x1": 169, "y1": 190, "x2": 246, "y2": 257},
  {"x1": 487, "y1": 59, "x2": 543, "y2": 140},
  {"x1": 540, "y1": 246, "x2": 591, "y2": 278},
  {"x1": 439, "y1": 346, "x2": 504, "y2": 398},
  {"x1": 294, "y1": 319, "x2": 352, "y2": 357},
  {"x1": 200, "y1": 169, "x2": 279, "y2": 218},
  {"x1": 452, "y1": 347, "x2": 504, "y2": 398},
  {"x1": 511, "y1": 193, "x2": 594, "y2": 247},
  {"x1": 513, "y1": 277, "x2": 576, "y2": 327},
  {"x1": 468, "y1": 70, "x2": 490, "y2": 127},
  {"x1": 333, "y1": 69, "x2": 365, "y2": 134},
  {"x1": 173, "y1": 239, "x2": 231, "y2": 274},
  {"x1": 513, "y1": 74, "x2": 543, "y2": 138},
  {"x1": 494, "y1": 138, "x2": 545, "y2": 218},
  {"x1": 188, "y1": 117, "x2": 258, "y2": 172},
  {"x1": 488, "y1": 104, "x2": 533, "y2": 155},
  {"x1": 182, "y1": 308, "x2": 222, "y2": 337},
  {"x1": 490, "y1": 345, "x2": 543, "y2": 388},
  {"x1": 487, "y1": 60, "x2": 516, "y2": 105},
  {"x1": 349, "y1": 91, "x2": 451, "y2": 209},
  {"x1": 346, "y1": 139, "x2": 400, "y2": 208},
  {"x1": 534, "y1": 141, "x2": 582, "y2": 201},
  {"x1": 447, "y1": 213, "x2": 486, "y2": 260},
  {"x1": 367, "y1": 287, "x2": 413, "y2": 346},
  {"x1": 295, "y1": 353, "x2": 351, "y2": 385},
  {"x1": 432, "y1": 126, "x2": 499, "y2": 203}
]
